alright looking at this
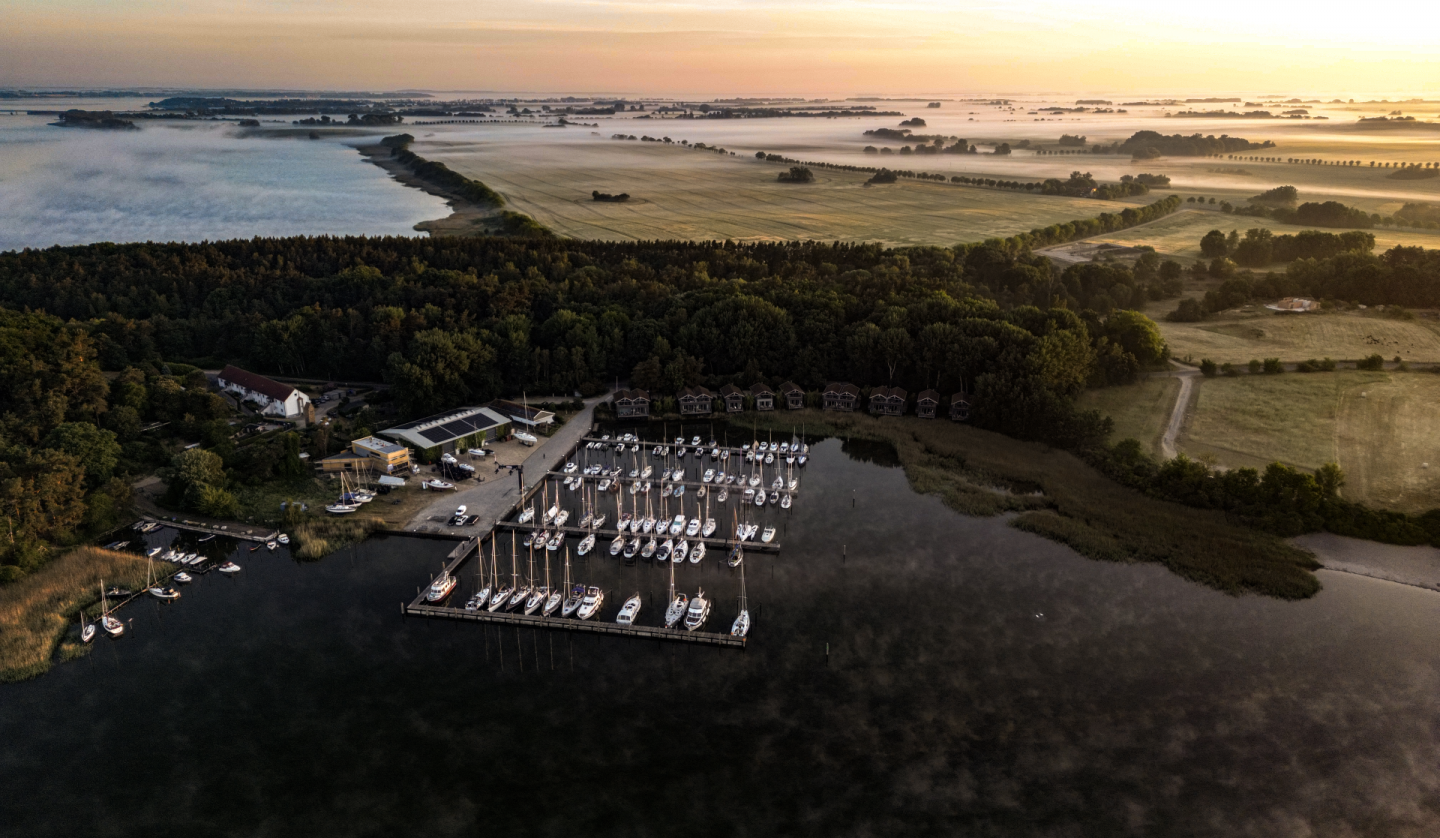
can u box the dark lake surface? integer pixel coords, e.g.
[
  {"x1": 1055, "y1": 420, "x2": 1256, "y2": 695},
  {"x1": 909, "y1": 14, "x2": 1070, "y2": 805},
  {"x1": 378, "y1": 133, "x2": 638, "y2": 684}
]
[{"x1": 3, "y1": 430, "x2": 1438, "y2": 837}]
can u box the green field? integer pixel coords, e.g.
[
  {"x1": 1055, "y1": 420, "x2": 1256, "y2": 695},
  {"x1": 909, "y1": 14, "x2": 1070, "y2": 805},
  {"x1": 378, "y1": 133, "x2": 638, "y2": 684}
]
[
  {"x1": 415, "y1": 138, "x2": 1144, "y2": 246},
  {"x1": 1085, "y1": 208, "x2": 1440, "y2": 266},
  {"x1": 1077, "y1": 376, "x2": 1180, "y2": 457},
  {"x1": 1155, "y1": 309, "x2": 1440, "y2": 365},
  {"x1": 1177, "y1": 370, "x2": 1440, "y2": 512}
]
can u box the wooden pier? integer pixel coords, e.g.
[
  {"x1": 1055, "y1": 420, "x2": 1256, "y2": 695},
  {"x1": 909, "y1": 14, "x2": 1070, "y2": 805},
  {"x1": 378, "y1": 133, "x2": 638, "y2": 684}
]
[
  {"x1": 405, "y1": 603, "x2": 746, "y2": 648},
  {"x1": 548, "y1": 470, "x2": 800, "y2": 497},
  {"x1": 577, "y1": 436, "x2": 806, "y2": 460},
  {"x1": 136, "y1": 516, "x2": 278, "y2": 543}
]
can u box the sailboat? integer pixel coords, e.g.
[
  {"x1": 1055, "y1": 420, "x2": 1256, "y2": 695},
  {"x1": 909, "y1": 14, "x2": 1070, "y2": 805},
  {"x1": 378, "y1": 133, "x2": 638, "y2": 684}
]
[
  {"x1": 616, "y1": 592, "x2": 642, "y2": 626},
  {"x1": 327, "y1": 471, "x2": 360, "y2": 514},
  {"x1": 79, "y1": 608, "x2": 96, "y2": 644},
  {"x1": 561, "y1": 548, "x2": 584, "y2": 617},
  {"x1": 145, "y1": 554, "x2": 180, "y2": 600},
  {"x1": 683, "y1": 588, "x2": 711, "y2": 631},
  {"x1": 507, "y1": 541, "x2": 533, "y2": 609},
  {"x1": 468, "y1": 540, "x2": 493, "y2": 611},
  {"x1": 524, "y1": 544, "x2": 546, "y2": 615},
  {"x1": 99, "y1": 583, "x2": 124, "y2": 637},
  {"x1": 690, "y1": 540, "x2": 706, "y2": 564},
  {"x1": 731, "y1": 562, "x2": 751, "y2": 638},
  {"x1": 664, "y1": 556, "x2": 687, "y2": 628},
  {"x1": 702, "y1": 493, "x2": 716, "y2": 537},
  {"x1": 488, "y1": 535, "x2": 515, "y2": 611},
  {"x1": 543, "y1": 548, "x2": 563, "y2": 616}
]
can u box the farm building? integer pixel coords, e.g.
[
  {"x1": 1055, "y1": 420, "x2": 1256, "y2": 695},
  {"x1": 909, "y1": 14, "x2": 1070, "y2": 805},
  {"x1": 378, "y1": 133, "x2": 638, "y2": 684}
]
[
  {"x1": 379, "y1": 406, "x2": 511, "y2": 462},
  {"x1": 779, "y1": 381, "x2": 805, "y2": 410},
  {"x1": 750, "y1": 383, "x2": 776, "y2": 411},
  {"x1": 719, "y1": 384, "x2": 745, "y2": 413},
  {"x1": 869, "y1": 386, "x2": 907, "y2": 416},
  {"x1": 679, "y1": 386, "x2": 716, "y2": 415},
  {"x1": 613, "y1": 389, "x2": 650, "y2": 418},
  {"x1": 916, "y1": 389, "x2": 940, "y2": 419},
  {"x1": 216, "y1": 365, "x2": 312, "y2": 419},
  {"x1": 823, "y1": 382, "x2": 860, "y2": 412}
]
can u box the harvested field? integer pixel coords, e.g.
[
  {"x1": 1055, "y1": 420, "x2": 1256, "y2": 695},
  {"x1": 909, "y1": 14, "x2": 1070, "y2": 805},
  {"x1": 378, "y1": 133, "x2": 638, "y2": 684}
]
[
  {"x1": 1158, "y1": 310, "x2": 1440, "y2": 365},
  {"x1": 414, "y1": 137, "x2": 1139, "y2": 246},
  {"x1": 1178, "y1": 371, "x2": 1440, "y2": 512},
  {"x1": 1077, "y1": 376, "x2": 1181, "y2": 458}
]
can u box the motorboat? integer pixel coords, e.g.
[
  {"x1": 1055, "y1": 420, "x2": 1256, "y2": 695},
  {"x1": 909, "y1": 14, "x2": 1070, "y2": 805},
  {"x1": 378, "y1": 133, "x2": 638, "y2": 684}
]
[
  {"x1": 641, "y1": 465, "x2": 653, "y2": 479},
  {"x1": 425, "y1": 567, "x2": 457, "y2": 601},
  {"x1": 563, "y1": 461, "x2": 578, "y2": 474},
  {"x1": 672, "y1": 468, "x2": 685, "y2": 481},
  {"x1": 616, "y1": 593, "x2": 642, "y2": 626},
  {"x1": 514, "y1": 431, "x2": 538, "y2": 446},
  {"x1": 561, "y1": 584, "x2": 585, "y2": 617},
  {"x1": 710, "y1": 448, "x2": 720, "y2": 459},
  {"x1": 277, "y1": 534, "x2": 290, "y2": 545},
  {"x1": 665, "y1": 592, "x2": 688, "y2": 628},
  {"x1": 691, "y1": 436, "x2": 701, "y2": 446},
  {"x1": 676, "y1": 447, "x2": 686, "y2": 458},
  {"x1": 761, "y1": 526, "x2": 776, "y2": 543},
  {"x1": 518, "y1": 506, "x2": 535, "y2": 524},
  {"x1": 674, "y1": 436, "x2": 685, "y2": 446},
  {"x1": 683, "y1": 589, "x2": 711, "y2": 631},
  {"x1": 656, "y1": 539, "x2": 673, "y2": 562},
  {"x1": 765, "y1": 453, "x2": 775, "y2": 465},
  {"x1": 669, "y1": 514, "x2": 686, "y2": 536},
  {"x1": 266, "y1": 540, "x2": 278, "y2": 551},
  {"x1": 422, "y1": 479, "x2": 455, "y2": 491},
  {"x1": 173, "y1": 571, "x2": 192, "y2": 583},
  {"x1": 598, "y1": 478, "x2": 611, "y2": 492},
  {"x1": 674, "y1": 539, "x2": 690, "y2": 562},
  {"x1": 576, "y1": 586, "x2": 604, "y2": 620},
  {"x1": 217, "y1": 562, "x2": 242, "y2": 574},
  {"x1": 703, "y1": 469, "x2": 715, "y2": 483},
  {"x1": 789, "y1": 477, "x2": 799, "y2": 491},
  {"x1": 624, "y1": 537, "x2": 641, "y2": 559},
  {"x1": 686, "y1": 517, "x2": 701, "y2": 537},
  {"x1": 146, "y1": 546, "x2": 163, "y2": 558}
]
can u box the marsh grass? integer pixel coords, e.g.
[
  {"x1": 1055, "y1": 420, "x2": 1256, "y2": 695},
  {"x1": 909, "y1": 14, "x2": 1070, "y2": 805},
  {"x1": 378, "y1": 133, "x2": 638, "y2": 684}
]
[
  {"x1": 0, "y1": 547, "x2": 152, "y2": 682},
  {"x1": 746, "y1": 410, "x2": 1320, "y2": 599},
  {"x1": 290, "y1": 515, "x2": 383, "y2": 560}
]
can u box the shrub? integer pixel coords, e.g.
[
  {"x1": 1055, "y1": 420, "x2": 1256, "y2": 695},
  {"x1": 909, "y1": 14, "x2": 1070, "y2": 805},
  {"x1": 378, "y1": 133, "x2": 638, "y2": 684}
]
[
  {"x1": 1166, "y1": 298, "x2": 1204, "y2": 322},
  {"x1": 1199, "y1": 358, "x2": 1217, "y2": 377},
  {"x1": 1357, "y1": 354, "x2": 1385, "y2": 371},
  {"x1": 1220, "y1": 363, "x2": 1238, "y2": 377},
  {"x1": 1248, "y1": 359, "x2": 1263, "y2": 374},
  {"x1": 1263, "y1": 358, "x2": 1283, "y2": 374}
]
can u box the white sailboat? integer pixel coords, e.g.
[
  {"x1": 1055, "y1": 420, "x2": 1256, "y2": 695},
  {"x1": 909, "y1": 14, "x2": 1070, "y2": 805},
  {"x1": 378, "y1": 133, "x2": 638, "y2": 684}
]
[
  {"x1": 489, "y1": 535, "x2": 515, "y2": 611},
  {"x1": 80, "y1": 606, "x2": 96, "y2": 644},
  {"x1": 507, "y1": 541, "x2": 533, "y2": 609},
  {"x1": 100, "y1": 583, "x2": 124, "y2": 637},
  {"x1": 664, "y1": 557, "x2": 687, "y2": 628},
  {"x1": 731, "y1": 562, "x2": 751, "y2": 638},
  {"x1": 524, "y1": 543, "x2": 546, "y2": 614},
  {"x1": 561, "y1": 549, "x2": 583, "y2": 617},
  {"x1": 544, "y1": 548, "x2": 563, "y2": 616}
]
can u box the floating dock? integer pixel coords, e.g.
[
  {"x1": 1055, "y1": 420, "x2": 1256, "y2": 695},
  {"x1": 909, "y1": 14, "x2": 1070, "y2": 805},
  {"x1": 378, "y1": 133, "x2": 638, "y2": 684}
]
[
  {"x1": 493, "y1": 520, "x2": 780, "y2": 554},
  {"x1": 404, "y1": 603, "x2": 745, "y2": 647}
]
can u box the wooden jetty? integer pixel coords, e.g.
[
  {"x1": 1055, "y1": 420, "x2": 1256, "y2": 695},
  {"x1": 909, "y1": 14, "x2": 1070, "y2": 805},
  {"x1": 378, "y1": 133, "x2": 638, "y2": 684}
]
[
  {"x1": 576, "y1": 436, "x2": 805, "y2": 459},
  {"x1": 404, "y1": 603, "x2": 746, "y2": 648},
  {"x1": 136, "y1": 516, "x2": 277, "y2": 543},
  {"x1": 548, "y1": 471, "x2": 799, "y2": 497}
]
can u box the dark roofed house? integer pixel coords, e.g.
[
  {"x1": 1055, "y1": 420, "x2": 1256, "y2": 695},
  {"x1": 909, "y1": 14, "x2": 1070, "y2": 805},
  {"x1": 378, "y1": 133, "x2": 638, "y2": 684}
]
[
  {"x1": 823, "y1": 382, "x2": 860, "y2": 412},
  {"x1": 678, "y1": 386, "x2": 715, "y2": 416},
  {"x1": 614, "y1": 389, "x2": 650, "y2": 418},
  {"x1": 489, "y1": 399, "x2": 556, "y2": 428},
  {"x1": 869, "y1": 386, "x2": 907, "y2": 416},
  {"x1": 379, "y1": 406, "x2": 511, "y2": 461},
  {"x1": 217, "y1": 364, "x2": 311, "y2": 419},
  {"x1": 719, "y1": 383, "x2": 745, "y2": 413},
  {"x1": 916, "y1": 389, "x2": 941, "y2": 419},
  {"x1": 950, "y1": 391, "x2": 971, "y2": 422},
  {"x1": 779, "y1": 381, "x2": 805, "y2": 410},
  {"x1": 749, "y1": 383, "x2": 775, "y2": 411}
]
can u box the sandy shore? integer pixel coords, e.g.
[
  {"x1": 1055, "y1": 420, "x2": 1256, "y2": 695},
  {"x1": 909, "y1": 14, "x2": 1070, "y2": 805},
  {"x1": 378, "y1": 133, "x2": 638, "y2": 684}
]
[
  {"x1": 1293, "y1": 532, "x2": 1440, "y2": 593},
  {"x1": 355, "y1": 143, "x2": 501, "y2": 236}
]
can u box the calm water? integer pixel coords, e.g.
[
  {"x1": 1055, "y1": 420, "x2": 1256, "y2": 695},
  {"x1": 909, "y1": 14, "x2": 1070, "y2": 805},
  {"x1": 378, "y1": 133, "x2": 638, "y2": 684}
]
[
  {"x1": 2, "y1": 432, "x2": 1439, "y2": 836},
  {"x1": 0, "y1": 98, "x2": 448, "y2": 252}
]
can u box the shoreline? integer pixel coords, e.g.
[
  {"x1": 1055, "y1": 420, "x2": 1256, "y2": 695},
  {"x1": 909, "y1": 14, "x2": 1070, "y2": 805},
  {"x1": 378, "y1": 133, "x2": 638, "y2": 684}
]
[
  {"x1": 355, "y1": 143, "x2": 500, "y2": 236},
  {"x1": 1292, "y1": 532, "x2": 1440, "y2": 593}
]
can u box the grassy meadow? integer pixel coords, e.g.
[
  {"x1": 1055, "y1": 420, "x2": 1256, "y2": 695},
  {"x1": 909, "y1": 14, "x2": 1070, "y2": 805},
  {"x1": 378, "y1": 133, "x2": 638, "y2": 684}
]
[
  {"x1": 415, "y1": 138, "x2": 1142, "y2": 246},
  {"x1": 1077, "y1": 376, "x2": 1181, "y2": 457},
  {"x1": 1155, "y1": 309, "x2": 1440, "y2": 365},
  {"x1": 1176, "y1": 370, "x2": 1440, "y2": 512}
]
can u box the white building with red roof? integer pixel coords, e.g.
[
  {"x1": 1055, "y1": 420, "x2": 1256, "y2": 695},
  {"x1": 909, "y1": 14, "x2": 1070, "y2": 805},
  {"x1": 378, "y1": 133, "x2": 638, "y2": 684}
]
[{"x1": 217, "y1": 365, "x2": 312, "y2": 418}]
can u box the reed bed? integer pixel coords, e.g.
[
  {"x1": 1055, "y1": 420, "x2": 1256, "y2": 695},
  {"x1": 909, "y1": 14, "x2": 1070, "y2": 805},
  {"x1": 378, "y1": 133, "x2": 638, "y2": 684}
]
[
  {"x1": 0, "y1": 547, "x2": 151, "y2": 682},
  {"x1": 290, "y1": 515, "x2": 383, "y2": 560},
  {"x1": 746, "y1": 410, "x2": 1320, "y2": 599}
]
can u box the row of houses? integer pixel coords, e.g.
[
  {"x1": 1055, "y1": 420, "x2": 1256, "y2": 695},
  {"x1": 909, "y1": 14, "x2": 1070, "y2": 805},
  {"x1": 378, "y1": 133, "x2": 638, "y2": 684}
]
[{"x1": 614, "y1": 383, "x2": 971, "y2": 421}]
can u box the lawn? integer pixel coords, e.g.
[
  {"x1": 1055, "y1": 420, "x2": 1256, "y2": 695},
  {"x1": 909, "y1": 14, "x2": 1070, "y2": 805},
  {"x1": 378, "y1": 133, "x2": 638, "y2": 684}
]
[
  {"x1": 416, "y1": 137, "x2": 1141, "y2": 247},
  {"x1": 1156, "y1": 310, "x2": 1440, "y2": 365},
  {"x1": 1076, "y1": 376, "x2": 1180, "y2": 458},
  {"x1": 1177, "y1": 370, "x2": 1440, "y2": 512}
]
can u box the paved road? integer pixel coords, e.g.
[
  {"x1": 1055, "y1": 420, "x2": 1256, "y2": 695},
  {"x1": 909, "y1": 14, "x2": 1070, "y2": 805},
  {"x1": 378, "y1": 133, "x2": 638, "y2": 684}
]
[{"x1": 402, "y1": 396, "x2": 606, "y2": 536}]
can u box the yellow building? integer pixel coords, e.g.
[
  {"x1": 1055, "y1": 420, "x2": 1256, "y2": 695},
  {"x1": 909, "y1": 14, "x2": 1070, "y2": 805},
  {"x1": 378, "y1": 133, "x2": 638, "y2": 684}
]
[{"x1": 320, "y1": 436, "x2": 412, "y2": 474}]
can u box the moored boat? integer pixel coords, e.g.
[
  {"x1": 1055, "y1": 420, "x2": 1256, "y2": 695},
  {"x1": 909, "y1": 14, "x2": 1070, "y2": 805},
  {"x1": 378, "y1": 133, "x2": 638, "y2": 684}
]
[{"x1": 616, "y1": 592, "x2": 642, "y2": 626}]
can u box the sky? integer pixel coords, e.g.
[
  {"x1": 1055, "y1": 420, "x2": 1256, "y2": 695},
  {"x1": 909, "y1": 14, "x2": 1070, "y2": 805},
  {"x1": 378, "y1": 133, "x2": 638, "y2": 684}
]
[{"x1": 2, "y1": 0, "x2": 1438, "y2": 97}]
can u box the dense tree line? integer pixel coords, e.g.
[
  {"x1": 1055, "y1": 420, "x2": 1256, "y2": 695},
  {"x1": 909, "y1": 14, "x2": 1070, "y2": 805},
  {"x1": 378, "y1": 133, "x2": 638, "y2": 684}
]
[{"x1": 1199, "y1": 227, "x2": 1375, "y2": 266}]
